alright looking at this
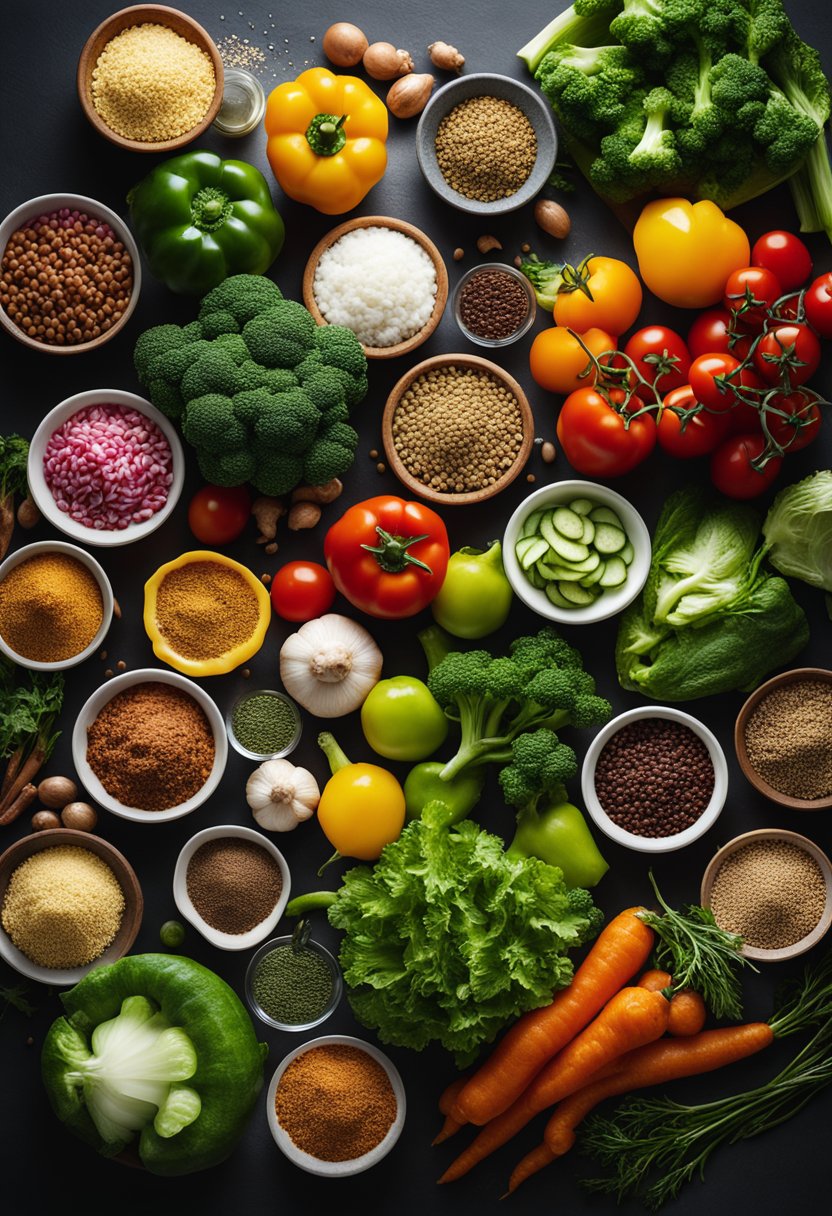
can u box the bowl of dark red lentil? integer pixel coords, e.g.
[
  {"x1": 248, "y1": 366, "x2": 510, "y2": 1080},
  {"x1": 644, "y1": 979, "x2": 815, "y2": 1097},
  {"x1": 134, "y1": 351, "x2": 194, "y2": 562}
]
[
  {"x1": 415, "y1": 74, "x2": 557, "y2": 216},
  {"x1": 173, "y1": 825, "x2": 290, "y2": 951},
  {"x1": 245, "y1": 931, "x2": 342, "y2": 1031},
  {"x1": 381, "y1": 353, "x2": 534, "y2": 505},
  {"x1": 227, "y1": 688, "x2": 302, "y2": 761},
  {"x1": 453, "y1": 262, "x2": 536, "y2": 347},
  {"x1": 28, "y1": 389, "x2": 184, "y2": 547},
  {"x1": 71, "y1": 668, "x2": 227, "y2": 823},
  {"x1": 734, "y1": 668, "x2": 832, "y2": 811},
  {"x1": 0, "y1": 193, "x2": 140, "y2": 353},
  {"x1": 581, "y1": 706, "x2": 728, "y2": 853},
  {"x1": 701, "y1": 829, "x2": 832, "y2": 962}
]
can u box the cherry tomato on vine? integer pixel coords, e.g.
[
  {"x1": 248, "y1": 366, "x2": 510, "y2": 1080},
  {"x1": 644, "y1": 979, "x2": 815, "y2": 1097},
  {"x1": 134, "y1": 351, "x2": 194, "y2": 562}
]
[
  {"x1": 725, "y1": 368, "x2": 766, "y2": 434},
  {"x1": 689, "y1": 352, "x2": 741, "y2": 412},
  {"x1": 529, "y1": 326, "x2": 617, "y2": 395},
  {"x1": 657, "y1": 386, "x2": 730, "y2": 458},
  {"x1": 763, "y1": 389, "x2": 823, "y2": 452},
  {"x1": 752, "y1": 322, "x2": 821, "y2": 386},
  {"x1": 710, "y1": 433, "x2": 782, "y2": 499},
  {"x1": 687, "y1": 309, "x2": 752, "y2": 361},
  {"x1": 751, "y1": 231, "x2": 812, "y2": 292},
  {"x1": 624, "y1": 325, "x2": 691, "y2": 401},
  {"x1": 803, "y1": 272, "x2": 832, "y2": 338},
  {"x1": 552, "y1": 256, "x2": 643, "y2": 334},
  {"x1": 556, "y1": 386, "x2": 656, "y2": 478},
  {"x1": 723, "y1": 266, "x2": 782, "y2": 327},
  {"x1": 270, "y1": 561, "x2": 336, "y2": 622},
  {"x1": 187, "y1": 484, "x2": 250, "y2": 545}
]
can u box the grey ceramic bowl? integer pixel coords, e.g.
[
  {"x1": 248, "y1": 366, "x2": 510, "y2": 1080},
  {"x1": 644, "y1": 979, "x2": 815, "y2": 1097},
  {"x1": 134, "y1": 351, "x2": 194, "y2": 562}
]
[{"x1": 416, "y1": 73, "x2": 557, "y2": 216}]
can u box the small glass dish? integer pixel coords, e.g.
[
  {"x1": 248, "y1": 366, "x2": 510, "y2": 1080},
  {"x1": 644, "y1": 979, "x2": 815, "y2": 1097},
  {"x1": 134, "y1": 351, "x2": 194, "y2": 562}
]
[
  {"x1": 245, "y1": 931, "x2": 343, "y2": 1032},
  {"x1": 213, "y1": 68, "x2": 266, "y2": 137},
  {"x1": 226, "y1": 688, "x2": 302, "y2": 761},
  {"x1": 453, "y1": 262, "x2": 536, "y2": 348}
]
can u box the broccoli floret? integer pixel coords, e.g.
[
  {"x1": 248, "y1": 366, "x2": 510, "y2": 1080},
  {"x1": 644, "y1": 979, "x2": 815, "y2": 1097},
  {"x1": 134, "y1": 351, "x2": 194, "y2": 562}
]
[
  {"x1": 253, "y1": 390, "x2": 321, "y2": 453},
  {"x1": 519, "y1": 256, "x2": 565, "y2": 311},
  {"x1": 144, "y1": 379, "x2": 185, "y2": 420},
  {"x1": 499, "y1": 729, "x2": 579, "y2": 810},
  {"x1": 302, "y1": 439, "x2": 357, "y2": 487},
  {"x1": 567, "y1": 887, "x2": 605, "y2": 941},
  {"x1": 319, "y1": 420, "x2": 359, "y2": 452},
  {"x1": 753, "y1": 86, "x2": 820, "y2": 174},
  {"x1": 242, "y1": 301, "x2": 317, "y2": 368},
  {"x1": 196, "y1": 448, "x2": 257, "y2": 487},
  {"x1": 300, "y1": 367, "x2": 349, "y2": 412},
  {"x1": 314, "y1": 325, "x2": 367, "y2": 381},
  {"x1": 181, "y1": 394, "x2": 248, "y2": 454},
  {"x1": 709, "y1": 52, "x2": 771, "y2": 111},
  {"x1": 133, "y1": 324, "x2": 184, "y2": 381},
  {"x1": 231, "y1": 388, "x2": 276, "y2": 427},
  {"x1": 198, "y1": 274, "x2": 284, "y2": 328},
  {"x1": 742, "y1": 0, "x2": 792, "y2": 65},
  {"x1": 629, "y1": 87, "x2": 681, "y2": 175},
  {"x1": 180, "y1": 349, "x2": 246, "y2": 403},
  {"x1": 609, "y1": 0, "x2": 673, "y2": 64},
  {"x1": 537, "y1": 42, "x2": 642, "y2": 141},
  {"x1": 252, "y1": 451, "x2": 306, "y2": 497},
  {"x1": 320, "y1": 400, "x2": 351, "y2": 428},
  {"x1": 518, "y1": 0, "x2": 624, "y2": 74}
]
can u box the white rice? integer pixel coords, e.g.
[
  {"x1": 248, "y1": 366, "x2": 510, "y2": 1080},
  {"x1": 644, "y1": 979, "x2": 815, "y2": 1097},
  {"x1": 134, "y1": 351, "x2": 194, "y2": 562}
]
[{"x1": 313, "y1": 226, "x2": 438, "y2": 348}]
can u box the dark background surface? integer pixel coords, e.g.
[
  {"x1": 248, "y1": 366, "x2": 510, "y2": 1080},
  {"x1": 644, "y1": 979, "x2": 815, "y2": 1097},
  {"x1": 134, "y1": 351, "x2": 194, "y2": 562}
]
[{"x1": 1, "y1": 1, "x2": 831, "y2": 1213}]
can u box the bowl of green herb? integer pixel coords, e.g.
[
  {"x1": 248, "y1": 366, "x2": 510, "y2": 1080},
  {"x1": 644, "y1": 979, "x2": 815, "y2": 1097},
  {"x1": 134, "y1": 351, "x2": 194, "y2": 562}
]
[
  {"x1": 226, "y1": 688, "x2": 302, "y2": 761},
  {"x1": 245, "y1": 928, "x2": 342, "y2": 1031}
]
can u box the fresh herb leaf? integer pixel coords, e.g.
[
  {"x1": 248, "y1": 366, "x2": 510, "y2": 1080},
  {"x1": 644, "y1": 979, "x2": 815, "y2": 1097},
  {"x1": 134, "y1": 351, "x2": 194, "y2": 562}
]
[{"x1": 0, "y1": 983, "x2": 36, "y2": 1019}]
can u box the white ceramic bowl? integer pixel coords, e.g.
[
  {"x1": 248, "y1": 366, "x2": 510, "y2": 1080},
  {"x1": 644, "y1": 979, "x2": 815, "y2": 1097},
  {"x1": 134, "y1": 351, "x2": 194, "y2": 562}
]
[
  {"x1": 502, "y1": 480, "x2": 652, "y2": 625},
  {"x1": 581, "y1": 706, "x2": 729, "y2": 854},
  {"x1": 0, "y1": 192, "x2": 141, "y2": 353},
  {"x1": 27, "y1": 389, "x2": 184, "y2": 548},
  {"x1": 72, "y1": 668, "x2": 227, "y2": 823},
  {"x1": 267, "y1": 1035, "x2": 406, "y2": 1176},
  {"x1": 173, "y1": 824, "x2": 290, "y2": 951},
  {"x1": 0, "y1": 540, "x2": 113, "y2": 670}
]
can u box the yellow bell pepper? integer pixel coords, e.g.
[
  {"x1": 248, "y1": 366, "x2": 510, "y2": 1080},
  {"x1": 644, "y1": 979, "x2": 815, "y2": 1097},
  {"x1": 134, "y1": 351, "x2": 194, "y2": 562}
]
[
  {"x1": 316, "y1": 732, "x2": 405, "y2": 869},
  {"x1": 265, "y1": 67, "x2": 388, "y2": 215},
  {"x1": 633, "y1": 198, "x2": 751, "y2": 309}
]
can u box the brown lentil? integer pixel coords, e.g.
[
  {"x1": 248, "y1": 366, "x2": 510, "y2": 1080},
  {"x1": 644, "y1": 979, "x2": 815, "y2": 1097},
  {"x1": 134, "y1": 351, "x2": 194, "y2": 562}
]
[
  {"x1": 434, "y1": 95, "x2": 537, "y2": 202},
  {"x1": 1, "y1": 846, "x2": 124, "y2": 969},
  {"x1": 458, "y1": 269, "x2": 531, "y2": 341},
  {"x1": 0, "y1": 552, "x2": 103, "y2": 662},
  {"x1": 391, "y1": 366, "x2": 524, "y2": 493},
  {"x1": 710, "y1": 839, "x2": 827, "y2": 949},
  {"x1": 186, "y1": 838, "x2": 283, "y2": 934},
  {"x1": 275, "y1": 1043, "x2": 396, "y2": 1161},
  {"x1": 86, "y1": 682, "x2": 215, "y2": 811},
  {"x1": 155, "y1": 560, "x2": 261, "y2": 662},
  {"x1": 744, "y1": 680, "x2": 832, "y2": 800},
  {"x1": 594, "y1": 719, "x2": 714, "y2": 838},
  {"x1": 0, "y1": 210, "x2": 133, "y2": 347},
  {"x1": 91, "y1": 24, "x2": 216, "y2": 143}
]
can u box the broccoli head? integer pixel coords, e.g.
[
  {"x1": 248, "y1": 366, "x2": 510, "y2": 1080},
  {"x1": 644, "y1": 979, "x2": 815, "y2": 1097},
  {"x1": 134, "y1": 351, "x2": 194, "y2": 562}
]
[
  {"x1": 252, "y1": 452, "x2": 306, "y2": 497},
  {"x1": 253, "y1": 390, "x2": 321, "y2": 453},
  {"x1": 181, "y1": 395, "x2": 249, "y2": 454},
  {"x1": 499, "y1": 729, "x2": 579, "y2": 810},
  {"x1": 198, "y1": 274, "x2": 284, "y2": 329},
  {"x1": 243, "y1": 301, "x2": 317, "y2": 368},
  {"x1": 303, "y1": 439, "x2": 358, "y2": 487}
]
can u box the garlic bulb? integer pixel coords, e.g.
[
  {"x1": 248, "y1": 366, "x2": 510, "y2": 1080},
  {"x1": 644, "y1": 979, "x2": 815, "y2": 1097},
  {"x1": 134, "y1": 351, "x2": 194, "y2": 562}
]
[
  {"x1": 279, "y1": 614, "x2": 383, "y2": 717},
  {"x1": 246, "y1": 759, "x2": 320, "y2": 832}
]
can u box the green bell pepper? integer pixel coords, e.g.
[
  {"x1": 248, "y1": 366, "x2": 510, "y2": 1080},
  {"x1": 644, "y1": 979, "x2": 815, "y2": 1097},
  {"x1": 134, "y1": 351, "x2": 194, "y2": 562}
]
[
  {"x1": 127, "y1": 150, "x2": 285, "y2": 295},
  {"x1": 41, "y1": 954, "x2": 267, "y2": 1176},
  {"x1": 430, "y1": 541, "x2": 514, "y2": 639},
  {"x1": 508, "y1": 799, "x2": 609, "y2": 889},
  {"x1": 403, "y1": 761, "x2": 484, "y2": 824}
]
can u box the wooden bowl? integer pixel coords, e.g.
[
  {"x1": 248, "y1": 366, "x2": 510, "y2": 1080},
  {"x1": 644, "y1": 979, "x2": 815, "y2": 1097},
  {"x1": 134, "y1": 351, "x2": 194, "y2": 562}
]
[
  {"x1": 381, "y1": 353, "x2": 534, "y2": 506},
  {"x1": 700, "y1": 828, "x2": 832, "y2": 962},
  {"x1": 0, "y1": 828, "x2": 143, "y2": 985},
  {"x1": 734, "y1": 667, "x2": 832, "y2": 810},
  {"x1": 77, "y1": 5, "x2": 224, "y2": 152},
  {"x1": 302, "y1": 216, "x2": 449, "y2": 360}
]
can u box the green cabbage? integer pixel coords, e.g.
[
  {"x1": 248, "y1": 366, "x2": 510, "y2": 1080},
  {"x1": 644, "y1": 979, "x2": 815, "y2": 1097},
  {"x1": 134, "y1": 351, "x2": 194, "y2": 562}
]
[{"x1": 762, "y1": 470, "x2": 832, "y2": 593}]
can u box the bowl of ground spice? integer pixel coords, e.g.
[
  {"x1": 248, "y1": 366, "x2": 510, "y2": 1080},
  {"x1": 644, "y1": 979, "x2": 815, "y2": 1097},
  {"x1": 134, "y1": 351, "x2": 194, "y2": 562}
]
[
  {"x1": 173, "y1": 825, "x2": 290, "y2": 951},
  {"x1": 227, "y1": 689, "x2": 302, "y2": 761},
  {"x1": 416, "y1": 74, "x2": 557, "y2": 215},
  {"x1": 245, "y1": 928, "x2": 342, "y2": 1031},
  {"x1": 581, "y1": 706, "x2": 728, "y2": 853},
  {"x1": 735, "y1": 668, "x2": 832, "y2": 811},
  {"x1": 382, "y1": 353, "x2": 534, "y2": 505},
  {"x1": 701, "y1": 829, "x2": 832, "y2": 962},
  {"x1": 77, "y1": 6, "x2": 223, "y2": 152},
  {"x1": 267, "y1": 1034, "x2": 405, "y2": 1176},
  {"x1": 0, "y1": 828, "x2": 142, "y2": 985},
  {"x1": 72, "y1": 668, "x2": 226, "y2": 822},
  {"x1": 0, "y1": 541, "x2": 112, "y2": 671}
]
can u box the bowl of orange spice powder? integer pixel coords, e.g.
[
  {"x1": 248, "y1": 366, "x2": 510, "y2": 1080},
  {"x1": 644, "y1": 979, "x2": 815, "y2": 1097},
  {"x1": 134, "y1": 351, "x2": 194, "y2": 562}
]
[{"x1": 143, "y1": 550, "x2": 271, "y2": 676}]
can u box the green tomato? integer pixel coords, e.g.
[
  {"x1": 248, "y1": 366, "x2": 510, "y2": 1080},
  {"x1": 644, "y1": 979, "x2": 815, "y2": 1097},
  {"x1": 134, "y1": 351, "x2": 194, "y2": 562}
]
[
  {"x1": 361, "y1": 677, "x2": 448, "y2": 761},
  {"x1": 430, "y1": 542, "x2": 513, "y2": 638},
  {"x1": 159, "y1": 920, "x2": 185, "y2": 949}
]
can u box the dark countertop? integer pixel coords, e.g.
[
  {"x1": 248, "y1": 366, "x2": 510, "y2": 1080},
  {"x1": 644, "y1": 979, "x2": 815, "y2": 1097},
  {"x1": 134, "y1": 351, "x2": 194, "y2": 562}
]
[{"x1": 1, "y1": 2, "x2": 831, "y2": 1213}]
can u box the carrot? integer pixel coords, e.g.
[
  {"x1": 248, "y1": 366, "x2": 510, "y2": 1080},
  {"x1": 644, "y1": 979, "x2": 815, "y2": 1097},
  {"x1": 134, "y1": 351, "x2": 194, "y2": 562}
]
[
  {"x1": 637, "y1": 969, "x2": 672, "y2": 992},
  {"x1": 433, "y1": 1077, "x2": 468, "y2": 1145},
  {"x1": 667, "y1": 989, "x2": 707, "y2": 1036},
  {"x1": 506, "y1": 1022, "x2": 774, "y2": 1193},
  {"x1": 439, "y1": 985, "x2": 670, "y2": 1183},
  {"x1": 0, "y1": 782, "x2": 37, "y2": 826},
  {"x1": 450, "y1": 907, "x2": 654, "y2": 1127}
]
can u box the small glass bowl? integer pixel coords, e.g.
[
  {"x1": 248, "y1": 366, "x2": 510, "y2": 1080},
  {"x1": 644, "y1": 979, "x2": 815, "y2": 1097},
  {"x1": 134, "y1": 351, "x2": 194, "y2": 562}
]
[
  {"x1": 453, "y1": 262, "x2": 537, "y2": 348},
  {"x1": 213, "y1": 68, "x2": 267, "y2": 137},
  {"x1": 226, "y1": 688, "x2": 302, "y2": 762},
  {"x1": 245, "y1": 934, "x2": 343, "y2": 1032}
]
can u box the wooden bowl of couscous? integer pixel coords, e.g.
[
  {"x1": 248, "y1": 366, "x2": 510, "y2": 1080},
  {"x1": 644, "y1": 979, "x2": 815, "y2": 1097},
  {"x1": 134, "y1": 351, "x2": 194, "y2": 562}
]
[{"x1": 77, "y1": 5, "x2": 224, "y2": 152}]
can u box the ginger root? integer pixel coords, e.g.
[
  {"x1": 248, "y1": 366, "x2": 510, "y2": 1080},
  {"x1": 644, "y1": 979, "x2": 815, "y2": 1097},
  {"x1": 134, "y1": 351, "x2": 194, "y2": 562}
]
[
  {"x1": 291, "y1": 478, "x2": 343, "y2": 505},
  {"x1": 288, "y1": 503, "x2": 322, "y2": 531}
]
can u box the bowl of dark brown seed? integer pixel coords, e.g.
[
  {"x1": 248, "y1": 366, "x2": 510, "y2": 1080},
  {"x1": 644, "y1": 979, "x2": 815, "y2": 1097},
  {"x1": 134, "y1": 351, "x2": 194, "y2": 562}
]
[{"x1": 453, "y1": 263, "x2": 536, "y2": 348}]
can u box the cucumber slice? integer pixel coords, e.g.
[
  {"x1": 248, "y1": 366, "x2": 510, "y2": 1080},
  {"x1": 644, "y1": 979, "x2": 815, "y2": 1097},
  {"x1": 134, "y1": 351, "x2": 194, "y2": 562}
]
[
  {"x1": 580, "y1": 517, "x2": 596, "y2": 546},
  {"x1": 535, "y1": 559, "x2": 559, "y2": 581},
  {"x1": 594, "y1": 523, "x2": 626, "y2": 555},
  {"x1": 514, "y1": 536, "x2": 538, "y2": 559},
  {"x1": 527, "y1": 566, "x2": 545, "y2": 589},
  {"x1": 538, "y1": 561, "x2": 586, "y2": 582},
  {"x1": 599, "y1": 556, "x2": 627, "y2": 587},
  {"x1": 569, "y1": 497, "x2": 595, "y2": 516},
  {"x1": 567, "y1": 552, "x2": 601, "y2": 575},
  {"x1": 548, "y1": 531, "x2": 590, "y2": 564},
  {"x1": 552, "y1": 506, "x2": 584, "y2": 540},
  {"x1": 520, "y1": 509, "x2": 545, "y2": 538},
  {"x1": 620, "y1": 540, "x2": 635, "y2": 565},
  {"x1": 545, "y1": 583, "x2": 574, "y2": 609},
  {"x1": 559, "y1": 581, "x2": 597, "y2": 606},
  {"x1": 517, "y1": 537, "x2": 550, "y2": 569},
  {"x1": 589, "y1": 505, "x2": 624, "y2": 529},
  {"x1": 580, "y1": 563, "x2": 606, "y2": 588}
]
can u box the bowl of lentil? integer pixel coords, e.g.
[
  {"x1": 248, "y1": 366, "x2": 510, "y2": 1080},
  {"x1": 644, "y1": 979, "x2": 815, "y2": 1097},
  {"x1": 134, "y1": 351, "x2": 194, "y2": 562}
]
[
  {"x1": 734, "y1": 668, "x2": 832, "y2": 811},
  {"x1": 581, "y1": 706, "x2": 728, "y2": 853},
  {"x1": 415, "y1": 73, "x2": 557, "y2": 216},
  {"x1": 0, "y1": 828, "x2": 142, "y2": 986},
  {"x1": 172, "y1": 825, "x2": 290, "y2": 951},
  {"x1": 453, "y1": 262, "x2": 537, "y2": 348},
  {"x1": 0, "y1": 192, "x2": 140, "y2": 354},
  {"x1": 226, "y1": 688, "x2": 302, "y2": 761},
  {"x1": 701, "y1": 829, "x2": 832, "y2": 962},
  {"x1": 28, "y1": 389, "x2": 184, "y2": 547},
  {"x1": 267, "y1": 1034, "x2": 406, "y2": 1176},
  {"x1": 381, "y1": 353, "x2": 534, "y2": 505},
  {"x1": 245, "y1": 931, "x2": 342, "y2": 1031},
  {"x1": 302, "y1": 216, "x2": 449, "y2": 360},
  {"x1": 77, "y1": 5, "x2": 223, "y2": 153},
  {"x1": 0, "y1": 540, "x2": 113, "y2": 671},
  {"x1": 71, "y1": 668, "x2": 227, "y2": 823}
]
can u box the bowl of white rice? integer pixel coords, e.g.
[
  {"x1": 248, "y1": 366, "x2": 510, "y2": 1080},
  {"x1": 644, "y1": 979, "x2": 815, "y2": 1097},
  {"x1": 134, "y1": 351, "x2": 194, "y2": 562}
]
[{"x1": 303, "y1": 216, "x2": 448, "y2": 360}]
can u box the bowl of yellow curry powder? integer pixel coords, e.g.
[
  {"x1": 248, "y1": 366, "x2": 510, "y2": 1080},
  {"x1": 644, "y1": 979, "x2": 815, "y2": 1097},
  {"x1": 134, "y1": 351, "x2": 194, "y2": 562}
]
[{"x1": 143, "y1": 551, "x2": 271, "y2": 677}]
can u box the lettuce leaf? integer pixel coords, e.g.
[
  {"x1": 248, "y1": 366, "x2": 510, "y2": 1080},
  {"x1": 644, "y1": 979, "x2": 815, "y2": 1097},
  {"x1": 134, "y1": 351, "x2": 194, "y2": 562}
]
[{"x1": 762, "y1": 469, "x2": 832, "y2": 592}]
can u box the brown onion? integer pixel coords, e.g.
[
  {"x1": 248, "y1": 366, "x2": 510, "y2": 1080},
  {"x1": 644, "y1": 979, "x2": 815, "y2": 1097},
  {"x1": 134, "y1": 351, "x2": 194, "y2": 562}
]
[
  {"x1": 363, "y1": 42, "x2": 414, "y2": 80},
  {"x1": 322, "y1": 22, "x2": 369, "y2": 67}
]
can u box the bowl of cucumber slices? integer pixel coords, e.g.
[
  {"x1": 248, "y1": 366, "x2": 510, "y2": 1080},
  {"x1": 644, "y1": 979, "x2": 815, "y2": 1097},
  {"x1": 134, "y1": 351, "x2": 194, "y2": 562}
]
[{"x1": 503, "y1": 480, "x2": 652, "y2": 624}]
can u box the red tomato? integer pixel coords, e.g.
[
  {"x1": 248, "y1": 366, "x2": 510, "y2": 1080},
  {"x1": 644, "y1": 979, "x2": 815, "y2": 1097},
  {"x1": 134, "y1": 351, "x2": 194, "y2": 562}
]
[
  {"x1": 556, "y1": 387, "x2": 656, "y2": 478},
  {"x1": 751, "y1": 231, "x2": 812, "y2": 292},
  {"x1": 723, "y1": 266, "x2": 782, "y2": 327},
  {"x1": 270, "y1": 561, "x2": 336, "y2": 622},
  {"x1": 624, "y1": 325, "x2": 691, "y2": 401},
  {"x1": 687, "y1": 309, "x2": 752, "y2": 361},
  {"x1": 710, "y1": 434, "x2": 782, "y2": 499},
  {"x1": 753, "y1": 322, "x2": 821, "y2": 386},
  {"x1": 803, "y1": 271, "x2": 832, "y2": 338},
  {"x1": 657, "y1": 386, "x2": 730, "y2": 458},
  {"x1": 763, "y1": 389, "x2": 823, "y2": 452},
  {"x1": 689, "y1": 353, "x2": 741, "y2": 412},
  {"x1": 187, "y1": 484, "x2": 250, "y2": 545}
]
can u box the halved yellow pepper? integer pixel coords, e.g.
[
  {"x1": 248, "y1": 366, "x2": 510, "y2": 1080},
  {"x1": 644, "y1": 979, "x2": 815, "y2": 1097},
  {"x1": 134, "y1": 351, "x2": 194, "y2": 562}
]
[
  {"x1": 633, "y1": 198, "x2": 751, "y2": 309},
  {"x1": 265, "y1": 67, "x2": 388, "y2": 214},
  {"x1": 144, "y1": 550, "x2": 271, "y2": 677}
]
